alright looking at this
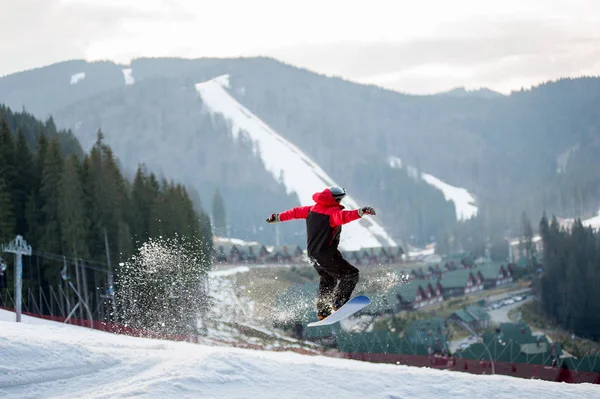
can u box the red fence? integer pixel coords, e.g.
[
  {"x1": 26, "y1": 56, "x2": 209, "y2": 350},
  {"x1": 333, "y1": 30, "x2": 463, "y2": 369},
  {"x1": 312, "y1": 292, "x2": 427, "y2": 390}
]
[{"x1": 341, "y1": 352, "x2": 600, "y2": 384}]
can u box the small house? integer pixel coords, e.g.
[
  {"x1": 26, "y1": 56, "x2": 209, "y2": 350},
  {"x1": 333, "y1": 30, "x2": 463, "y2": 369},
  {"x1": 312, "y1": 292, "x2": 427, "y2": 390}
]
[
  {"x1": 438, "y1": 268, "x2": 483, "y2": 298},
  {"x1": 449, "y1": 304, "x2": 491, "y2": 332},
  {"x1": 476, "y1": 263, "x2": 513, "y2": 289},
  {"x1": 387, "y1": 281, "x2": 442, "y2": 311},
  {"x1": 268, "y1": 245, "x2": 304, "y2": 263}
]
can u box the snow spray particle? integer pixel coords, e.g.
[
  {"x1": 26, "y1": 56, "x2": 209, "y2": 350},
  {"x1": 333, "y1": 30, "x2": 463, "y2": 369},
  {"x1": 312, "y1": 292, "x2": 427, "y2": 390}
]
[{"x1": 115, "y1": 235, "x2": 210, "y2": 336}]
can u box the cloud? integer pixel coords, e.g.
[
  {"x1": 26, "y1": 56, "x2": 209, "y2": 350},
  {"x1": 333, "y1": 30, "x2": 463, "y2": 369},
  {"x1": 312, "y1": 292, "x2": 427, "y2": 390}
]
[
  {"x1": 1, "y1": 0, "x2": 599, "y2": 94},
  {"x1": 267, "y1": 17, "x2": 600, "y2": 94},
  {"x1": 0, "y1": 0, "x2": 191, "y2": 76}
]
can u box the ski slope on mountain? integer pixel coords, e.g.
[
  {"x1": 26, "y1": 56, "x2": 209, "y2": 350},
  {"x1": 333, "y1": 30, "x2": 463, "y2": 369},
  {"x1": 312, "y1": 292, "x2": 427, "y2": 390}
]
[
  {"x1": 1, "y1": 311, "x2": 596, "y2": 399},
  {"x1": 196, "y1": 75, "x2": 396, "y2": 251},
  {"x1": 583, "y1": 209, "x2": 600, "y2": 230},
  {"x1": 70, "y1": 72, "x2": 85, "y2": 85},
  {"x1": 388, "y1": 156, "x2": 478, "y2": 220}
]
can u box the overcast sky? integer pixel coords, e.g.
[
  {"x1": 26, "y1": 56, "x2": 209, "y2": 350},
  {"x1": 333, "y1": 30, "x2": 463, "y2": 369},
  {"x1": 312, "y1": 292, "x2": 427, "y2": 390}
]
[{"x1": 2, "y1": 0, "x2": 599, "y2": 94}]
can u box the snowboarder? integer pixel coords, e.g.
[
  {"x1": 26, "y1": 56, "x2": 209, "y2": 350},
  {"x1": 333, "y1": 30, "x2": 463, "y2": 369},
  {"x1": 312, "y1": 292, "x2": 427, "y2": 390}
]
[{"x1": 266, "y1": 186, "x2": 376, "y2": 320}]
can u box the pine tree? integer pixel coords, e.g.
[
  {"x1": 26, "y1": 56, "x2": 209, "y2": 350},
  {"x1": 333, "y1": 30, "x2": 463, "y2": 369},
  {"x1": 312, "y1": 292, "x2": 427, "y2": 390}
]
[
  {"x1": 58, "y1": 155, "x2": 89, "y2": 258},
  {"x1": 26, "y1": 130, "x2": 49, "y2": 246},
  {"x1": 212, "y1": 188, "x2": 227, "y2": 237},
  {"x1": 13, "y1": 129, "x2": 34, "y2": 235},
  {"x1": 0, "y1": 178, "x2": 15, "y2": 244},
  {"x1": 84, "y1": 131, "x2": 133, "y2": 264},
  {"x1": 39, "y1": 138, "x2": 64, "y2": 280},
  {"x1": 520, "y1": 211, "x2": 535, "y2": 266},
  {"x1": 0, "y1": 119, "x2": 16, "y2": 212}
]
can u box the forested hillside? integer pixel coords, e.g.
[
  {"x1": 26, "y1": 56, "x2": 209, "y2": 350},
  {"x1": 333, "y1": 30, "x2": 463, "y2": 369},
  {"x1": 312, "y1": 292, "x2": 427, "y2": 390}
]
[
  {"x1": 538, "y1": 215, "x2": 600, "y2": 339},
  {"x1": 2, "y1": 58, "x2": 600, "y2": 250},
  {"x1": 0, "y1": 106, "x2": 212, "y2": 331}
]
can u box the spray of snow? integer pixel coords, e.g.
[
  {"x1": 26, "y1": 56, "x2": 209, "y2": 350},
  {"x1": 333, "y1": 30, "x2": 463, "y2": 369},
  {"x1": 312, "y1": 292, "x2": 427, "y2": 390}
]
[
  {"x1": 1, "y1": 310, "x2": 597, "y2": 398},
  {"x1": 362, "y1": 269, "x2": 408, "y2": 293},
  {"x1": 122, "y1": 68, "x2": 135, "y2": 85},
  {"x1": 196, "y1": 75, "x2": 397, "y2": 251},
  {"x1": 70, "y1": 72, "x2": 86, "y2": 85},
  {"x1": 116, "y1": 236, "x2": 210, "y2": 335},
  {"x1": 388, "y1": 156, "x2": 478, "y2": 220}
]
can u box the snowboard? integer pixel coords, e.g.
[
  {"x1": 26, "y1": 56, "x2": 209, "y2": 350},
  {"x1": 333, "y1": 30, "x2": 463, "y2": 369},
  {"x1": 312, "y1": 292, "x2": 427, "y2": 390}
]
[{"x1": 307, "y1": 295, "x2": 370, "y2": 327}]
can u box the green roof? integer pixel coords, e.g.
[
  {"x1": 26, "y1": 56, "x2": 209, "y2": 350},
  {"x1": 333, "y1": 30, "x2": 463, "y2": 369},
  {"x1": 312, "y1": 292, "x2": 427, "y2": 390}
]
[
  {"x1": 439, "y1": 268, "x2": 475, "y2": 288},
  {"x1": 491, "y1": 322, "x2": 537, "y2": 345},
  {"x1": 476, "y1": 262, "x2": 506, "y2": 280},
  {"x1": 465, "y1": 304, "x2": 491, "y2": 321},
  {"x1": 456, "y1": 323, "x2": 562, "y2": 364},
  {"x1": 403, "y1": 317, "x2": 448, "y2": 349},
  {"x1": 336, "y1": 330, "x2": 446, "y2": 356},
  {"x1": 454, "y1": 304, "x2": 491, "y2": 323},
  {"x1": 454, "y1": 309, "x2": 475, "y2": 323}
]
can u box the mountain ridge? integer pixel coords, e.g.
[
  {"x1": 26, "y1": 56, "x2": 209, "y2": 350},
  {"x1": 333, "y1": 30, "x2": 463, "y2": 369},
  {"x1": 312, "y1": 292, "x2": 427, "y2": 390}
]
[{"x1": 2, "y1": 57, "x2": 600, "y2": 249}]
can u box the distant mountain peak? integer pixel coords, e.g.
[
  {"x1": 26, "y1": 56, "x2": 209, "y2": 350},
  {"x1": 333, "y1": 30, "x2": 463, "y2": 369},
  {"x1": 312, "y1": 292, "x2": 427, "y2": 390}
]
[{"x1": 437, "y1": 87, "x2": 505, "y2": 99}]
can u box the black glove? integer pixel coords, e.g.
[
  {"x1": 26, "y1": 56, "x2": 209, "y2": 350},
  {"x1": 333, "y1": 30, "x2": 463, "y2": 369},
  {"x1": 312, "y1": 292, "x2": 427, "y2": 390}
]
[
  {"x1": 266, "y1": 213, "x2": 281, "y2": 223},
  {"x1": 358, "y1": 206, "x2": 376, "y2": 217}
]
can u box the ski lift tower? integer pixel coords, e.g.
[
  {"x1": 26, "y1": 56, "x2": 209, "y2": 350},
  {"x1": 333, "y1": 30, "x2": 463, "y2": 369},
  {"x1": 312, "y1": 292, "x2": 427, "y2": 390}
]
[{"x1": 1, "y1": 235, "x2": 32, "y2": 322}]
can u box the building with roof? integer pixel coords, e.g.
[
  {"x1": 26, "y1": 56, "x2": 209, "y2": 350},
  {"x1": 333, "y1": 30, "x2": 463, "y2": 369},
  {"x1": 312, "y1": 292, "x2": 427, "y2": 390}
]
[
  {"x1": 267, "y1": 245, "x2": 304, "y2": 263},
  {"x1": 455, "y1": 322, "x2": 561, "y2": 367},
  {"x1": 402, "y1": 317, "x2": 449, "y2": 354},
  {"x1": 386, "y1": 281, "x2": 444, "y2": 311},
  {"x1": 437, "y1": 268, "x2": 483, "y2": 297},
  {"x1": 449, "y1": 304, "x2": 491, "y2": 332},
  {"x1": 476, "y1": 263, "x2": 513, "y2": 289},
  {"x1": 508, "y1": 235, "x2": 543, "y2": 264}
]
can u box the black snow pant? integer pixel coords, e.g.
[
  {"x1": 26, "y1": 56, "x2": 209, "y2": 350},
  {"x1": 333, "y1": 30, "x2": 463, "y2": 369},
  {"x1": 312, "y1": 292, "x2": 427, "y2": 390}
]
[{"x1": 310, "y1": 250, "x2": 359, "y2": 314}]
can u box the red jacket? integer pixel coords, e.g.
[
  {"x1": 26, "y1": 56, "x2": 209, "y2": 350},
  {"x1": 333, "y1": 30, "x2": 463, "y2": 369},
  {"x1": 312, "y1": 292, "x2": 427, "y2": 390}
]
[{"x1": 279, "y1": 188, "x2": 361, "y2": 258}]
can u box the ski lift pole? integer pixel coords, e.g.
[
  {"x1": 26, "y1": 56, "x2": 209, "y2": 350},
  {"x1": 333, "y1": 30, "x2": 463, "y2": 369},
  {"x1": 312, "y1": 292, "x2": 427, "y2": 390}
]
[{"x1": 1, "y1": 236, "x2": 32, "y2": 322}]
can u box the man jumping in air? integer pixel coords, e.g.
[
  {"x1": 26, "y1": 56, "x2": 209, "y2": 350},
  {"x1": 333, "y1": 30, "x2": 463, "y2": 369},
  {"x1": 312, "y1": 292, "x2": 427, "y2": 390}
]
[{"x1": 266, "y1": 186, "x2": 376, "y2": 320}]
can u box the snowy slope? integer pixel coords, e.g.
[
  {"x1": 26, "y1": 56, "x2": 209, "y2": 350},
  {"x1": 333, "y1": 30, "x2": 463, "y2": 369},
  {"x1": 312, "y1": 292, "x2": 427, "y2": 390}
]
[
  {"x1": 583, "y1": 209, "x2": 600, "y2": 230},
  {"x1": 122, "y1": 68, "x2": 135, "y2": 85},
  {"x1": 70, "y1": 72, "x2": 86, "y2": 85},
  {"x1": 1, "y1": 312, "x2": 597, "y2": 399},
  {"x1": 196, "y1": 75, "x2": 396, "y2": 251},
  {"x1": 421, "y1": 173, "x2": 478, "y2": 220},
  {"x1": 389, "y1": 156, "x2": 478, "y2": 220}
]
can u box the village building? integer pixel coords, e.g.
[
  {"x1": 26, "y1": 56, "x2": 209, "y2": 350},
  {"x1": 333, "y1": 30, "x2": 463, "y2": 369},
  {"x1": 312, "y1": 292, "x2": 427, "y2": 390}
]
[
  {"x1": 449, "y1": 304, "x2": 491, "y2": 332},
  {"x1": 476, "y1": 263, "x2": 513, "y2": 289},
  {"x1": 267, "y1": 245, "x2": 304, "y2": 263},
  {"x1": 508, "y1": 234, "x2": 543, "y2": 263},
  {"x1": 387, "y1": 280, "x2": 444, "y2": 311},
  {"x1": 438, "y1": 268, "x2": 483, "y2": 297}
]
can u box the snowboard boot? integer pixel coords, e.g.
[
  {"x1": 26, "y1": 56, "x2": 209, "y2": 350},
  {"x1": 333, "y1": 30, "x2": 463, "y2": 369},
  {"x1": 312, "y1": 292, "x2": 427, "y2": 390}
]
[
  {"x1": 317, "y1": 309, "x2": 331, "y2": 320},
  {"x1": 316, "y1": 293, "x2": 335, "y2": 320}
]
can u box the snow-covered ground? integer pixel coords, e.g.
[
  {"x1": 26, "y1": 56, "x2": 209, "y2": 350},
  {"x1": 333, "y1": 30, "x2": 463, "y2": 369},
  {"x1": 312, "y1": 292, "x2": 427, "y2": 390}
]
[
  {"x1": 583, "y1": 209, "x2": 600, "y2": 230},
  {"x1": 70, "y1": 72, "x2": 86, "y2": 85},
  {"x1": 213, "y1": 236, "x2": 260, "y2": 247},
  {"x1": 196, "y1": 75, "x2": 396, "y2": 251},
  {"x1": 388, "y1": 156, "x2": 478, "y2": 220},
  {"x1": 1, "y1": 310, "x2": 597, "y2": 399}
]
